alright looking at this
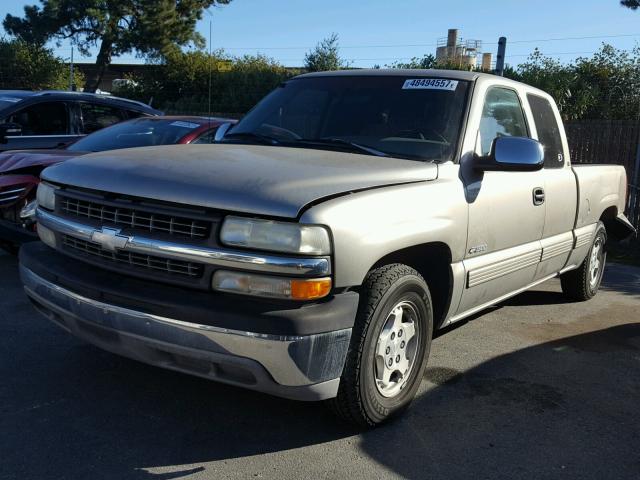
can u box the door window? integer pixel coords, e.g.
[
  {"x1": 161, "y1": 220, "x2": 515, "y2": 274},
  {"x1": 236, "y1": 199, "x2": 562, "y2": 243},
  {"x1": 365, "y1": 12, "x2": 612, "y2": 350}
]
[
  {"x1": 478, "y1": 88, "x2": 528, "y2": 156},
  {"x1": 79, "y1": 102, "x2": 126, "y2": 134},
  {"x1": 7, "y1": 102, "x2": 69, "y2": 135},
  {"x1": 527, "y1": 94, "x2": 565, "y2": 169}
]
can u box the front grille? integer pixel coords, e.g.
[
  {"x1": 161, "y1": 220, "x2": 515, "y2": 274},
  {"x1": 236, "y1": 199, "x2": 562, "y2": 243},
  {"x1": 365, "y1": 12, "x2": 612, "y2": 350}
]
[
  {"x1": 59, "y1": 195, "x2": 211, "y2": 240},
  {"x1": 0, "y1": 185, "x2": 28, "y2": 205},
  {"x1": 62, "y1": 235, "x2": 204, "y2": 278}
]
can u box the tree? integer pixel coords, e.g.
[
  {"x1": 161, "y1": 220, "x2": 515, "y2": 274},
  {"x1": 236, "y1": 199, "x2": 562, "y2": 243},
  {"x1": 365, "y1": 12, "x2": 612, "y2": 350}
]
[
  {"x1": 503, "y1": 44, "x2": 640, "y2": 120},
  {"x1": 304, "y1": 34, "x2": 350, "y2": 72},
  {"x1": 0, "y1": 39, "x2": 84, "y2": 90},
  {"x1": 3, "y1": 0, "x2": 232, "y2": 92},
  {"x1": 387, "y1": 54, "x2": 437, "y2": 69},
  {"x1": 621, "y1": 0, "x2": 640, "y2": 9},
  {"x1": 114, "y1": 50, "x2": 298, "y2": 114}
]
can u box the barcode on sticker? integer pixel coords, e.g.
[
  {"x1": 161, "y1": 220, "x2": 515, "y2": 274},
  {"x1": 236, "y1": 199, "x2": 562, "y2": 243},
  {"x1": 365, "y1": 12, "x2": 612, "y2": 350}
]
[{"x1": 402, "y1": 79, "x2": 458, "y2": 91}]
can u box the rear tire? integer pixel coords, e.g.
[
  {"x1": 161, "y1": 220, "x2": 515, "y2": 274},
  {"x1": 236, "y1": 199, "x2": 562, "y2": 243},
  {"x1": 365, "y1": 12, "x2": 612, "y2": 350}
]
[
  {"x1": 561, "y1": 222, "x2": 607, "y2": 301},
  {"x1": 327, "y1": 264, "x2": 433, "y2": 427}
]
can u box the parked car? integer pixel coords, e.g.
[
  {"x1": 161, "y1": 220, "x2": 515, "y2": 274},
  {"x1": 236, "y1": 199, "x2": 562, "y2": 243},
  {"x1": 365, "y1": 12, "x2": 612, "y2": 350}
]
[
  {"x1": 21, "y1": 70, "x2": 636, "y2": 426},
  {"x1": 0, "y1": 116, "x2": 234, "y2": 249},
  {"x1": 0, "y1": 90, "x2": 161, "y2": 153}
]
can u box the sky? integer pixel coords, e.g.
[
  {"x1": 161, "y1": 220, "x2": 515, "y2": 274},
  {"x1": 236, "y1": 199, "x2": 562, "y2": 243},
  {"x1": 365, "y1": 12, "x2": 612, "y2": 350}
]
[{"x1": 1, "y1": 0, "x2": 639, "y2": 68}]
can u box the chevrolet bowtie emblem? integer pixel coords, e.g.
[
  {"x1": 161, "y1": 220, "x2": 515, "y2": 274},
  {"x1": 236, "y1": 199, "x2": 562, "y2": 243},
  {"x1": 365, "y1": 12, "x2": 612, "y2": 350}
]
[{"x1": 91, "y1": 227, "x2": 130, "y2": 252}]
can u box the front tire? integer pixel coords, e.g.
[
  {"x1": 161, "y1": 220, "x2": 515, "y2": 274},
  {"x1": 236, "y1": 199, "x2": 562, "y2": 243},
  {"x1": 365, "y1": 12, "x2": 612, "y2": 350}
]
[
  {"x1": 328, "y1": 264, "x2": 433, "y2": 427},
  {"x1": 561, "y1": 222, "x2": 607, "y2": 301}
]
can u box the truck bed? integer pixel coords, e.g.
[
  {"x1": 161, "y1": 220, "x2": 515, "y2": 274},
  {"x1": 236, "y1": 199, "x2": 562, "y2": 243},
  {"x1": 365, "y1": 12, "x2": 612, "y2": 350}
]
[{"x1": 572, "y1": 164, "x2": 628, "y2": 229}]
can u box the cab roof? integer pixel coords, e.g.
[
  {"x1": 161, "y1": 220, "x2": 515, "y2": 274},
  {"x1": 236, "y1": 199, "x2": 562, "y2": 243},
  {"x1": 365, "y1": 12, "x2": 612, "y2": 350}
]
[
  {"x1": 295, "y1": 69, "x2": 552, "y2": 100},
  {"x1": 296, "y1": 69, "x2": 481, "y2": 81}
]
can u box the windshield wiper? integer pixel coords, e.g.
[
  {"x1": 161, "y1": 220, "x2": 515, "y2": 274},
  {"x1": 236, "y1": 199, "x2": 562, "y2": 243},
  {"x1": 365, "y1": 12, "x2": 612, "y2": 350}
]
[
  {"x1": 223, "y1": 131, "x2": 281, "y2": 145},
  {"x1": 296, "y1": 138, "x2": 388, "y2": 157}
]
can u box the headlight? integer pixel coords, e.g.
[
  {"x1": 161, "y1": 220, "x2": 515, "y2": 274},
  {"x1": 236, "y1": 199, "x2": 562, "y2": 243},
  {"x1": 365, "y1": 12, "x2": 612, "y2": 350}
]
[
  {"x1": 36, "y1": 182, "x2": 57, "y2": 211},
  {"x1": 220, "y1": 216, "x2": 331, "y2": 255},
  {"x1": 213, "y1": 270, "x2": 332, "y2": 300}
]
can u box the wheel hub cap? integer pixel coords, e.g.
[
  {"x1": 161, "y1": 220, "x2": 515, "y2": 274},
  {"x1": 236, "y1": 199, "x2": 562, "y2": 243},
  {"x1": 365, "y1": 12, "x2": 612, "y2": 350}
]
[
  {"x1": 374, "y1": 300, "x2": 419, "y2": 398},
  {"x1": 589, "y1": 237, "x2": 603, "y2": 287}
]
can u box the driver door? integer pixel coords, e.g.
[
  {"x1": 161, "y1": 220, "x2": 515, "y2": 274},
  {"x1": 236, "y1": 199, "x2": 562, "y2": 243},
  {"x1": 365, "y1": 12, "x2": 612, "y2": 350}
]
[
  {"x1": 457, "y1": 86, "x2": 546, "y2": 315},
  {"x1": 1, "y1": 101, "x2": 75, "y2": 151}
]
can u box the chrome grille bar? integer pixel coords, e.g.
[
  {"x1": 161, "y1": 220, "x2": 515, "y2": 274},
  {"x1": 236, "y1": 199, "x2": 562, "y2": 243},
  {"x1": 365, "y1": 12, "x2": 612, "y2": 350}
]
[
  {"x1": 37, "y1": 208, "x2": 331, "y2": 277},
  {"x1": 0, "y1": 186, "x2": 28, "y2": 204},
  {"x1": 62, "y1": 235, "x2": 204, "y2": 277},
  {"x1": 59, "y1": 195, "x2": 210, "y2": 240}
]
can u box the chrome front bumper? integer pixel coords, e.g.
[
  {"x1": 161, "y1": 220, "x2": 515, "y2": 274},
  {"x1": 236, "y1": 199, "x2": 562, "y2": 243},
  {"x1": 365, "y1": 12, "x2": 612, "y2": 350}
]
[{"x1": 21, "y1": 266, "x2": 351, "y2": 401}]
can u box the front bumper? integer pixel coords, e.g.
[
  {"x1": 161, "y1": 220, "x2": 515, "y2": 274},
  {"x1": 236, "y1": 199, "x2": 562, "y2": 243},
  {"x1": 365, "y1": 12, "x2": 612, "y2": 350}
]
[
  {"x1": 20, "y1": 243, "x2": 357, "y2": 401},
  {"x1": 21, "y1": 266, "x2": 351, "y2": 400}
]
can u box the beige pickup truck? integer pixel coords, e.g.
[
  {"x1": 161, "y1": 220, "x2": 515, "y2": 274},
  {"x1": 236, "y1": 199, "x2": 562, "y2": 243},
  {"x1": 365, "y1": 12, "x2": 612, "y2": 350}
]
[{"x1": 21, "y1": 70, "x2": 636, "y2": 426}]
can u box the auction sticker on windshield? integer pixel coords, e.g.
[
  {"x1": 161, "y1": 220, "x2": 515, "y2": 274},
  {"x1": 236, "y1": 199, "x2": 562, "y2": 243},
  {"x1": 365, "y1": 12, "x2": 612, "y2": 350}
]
[
  {"x1": 170, "y1": 121, "x2": 200, "y2": 129},
  {"x1": 402, "y1": 79, "x2": 458, "y2": 90}
]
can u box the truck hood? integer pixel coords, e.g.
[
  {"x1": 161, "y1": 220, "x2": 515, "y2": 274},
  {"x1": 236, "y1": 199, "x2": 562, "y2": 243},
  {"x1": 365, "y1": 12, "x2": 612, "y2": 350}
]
[
  {"x1": 0, "y1": 149, "x2": 87, "y2": 174},
  {"x1": 41, "y1": 144, "x2": 438, "y2": 218}
]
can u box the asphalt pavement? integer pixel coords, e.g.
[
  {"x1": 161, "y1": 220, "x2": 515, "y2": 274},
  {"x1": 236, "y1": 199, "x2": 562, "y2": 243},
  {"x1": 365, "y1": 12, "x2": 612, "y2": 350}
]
[{"x1": 1, "y1": 250, "x2": 639, "y2": 480}]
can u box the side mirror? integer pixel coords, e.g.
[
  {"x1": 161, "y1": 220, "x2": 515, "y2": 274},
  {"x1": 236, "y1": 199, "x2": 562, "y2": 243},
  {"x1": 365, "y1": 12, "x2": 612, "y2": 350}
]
[
  {"x1": 214, "y1": 122, "x2": 233, "y2": 142},
  {"x1": 475, "y1": 136, "x2": 544, "y2": 172},
  {"x1": 0, "y1": 122, "x2": 22, "y2": 144}
]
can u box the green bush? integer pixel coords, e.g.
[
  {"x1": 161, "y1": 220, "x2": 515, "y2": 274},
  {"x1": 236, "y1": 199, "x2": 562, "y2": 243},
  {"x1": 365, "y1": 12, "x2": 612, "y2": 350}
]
[
  {"x1": 115, "y1": 51, "x2": 299, "y2": 115},
  {"x1": 506, "y1": 45, "x2": 640, "y2": 121},
  {"x1": 0, "y1": 38, "x2": 84, "y2": 90}
]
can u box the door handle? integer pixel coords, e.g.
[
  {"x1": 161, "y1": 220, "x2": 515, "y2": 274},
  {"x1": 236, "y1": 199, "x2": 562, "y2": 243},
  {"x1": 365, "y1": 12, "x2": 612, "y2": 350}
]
[{"x1": 533, "y1": 187, "x2": 545, "y2": 206}]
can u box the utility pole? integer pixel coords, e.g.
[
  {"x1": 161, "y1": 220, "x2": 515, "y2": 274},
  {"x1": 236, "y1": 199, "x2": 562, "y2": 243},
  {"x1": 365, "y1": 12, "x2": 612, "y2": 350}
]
[
  {"x1": 208, "y1": 19, "x2": 213, "y2": 120},
  {"x1": 496, "y1": 36, "x2": 507, "y2": 76},
  {"x1": 69, "y1": 46, "x2": 74, "y2": 91}
]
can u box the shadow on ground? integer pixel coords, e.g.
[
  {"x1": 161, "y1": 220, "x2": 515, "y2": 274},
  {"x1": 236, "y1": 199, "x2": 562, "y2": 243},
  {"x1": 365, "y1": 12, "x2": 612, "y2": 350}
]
[
  {"x1": 1, "y1": 253, "x2": 639, "y2": 480},
  {"x1": 360, "y1": 322, "x2": 640, "y2": 480}
]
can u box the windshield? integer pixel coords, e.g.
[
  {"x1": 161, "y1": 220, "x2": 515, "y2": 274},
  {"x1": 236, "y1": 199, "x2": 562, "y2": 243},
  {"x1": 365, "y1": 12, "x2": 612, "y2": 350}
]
[
  {"x1": 68, "y1": 118, "x2": 202, "y2": 152},
  {"x1": 227, "y1": 76, "x2": 469, "y2": 161}
]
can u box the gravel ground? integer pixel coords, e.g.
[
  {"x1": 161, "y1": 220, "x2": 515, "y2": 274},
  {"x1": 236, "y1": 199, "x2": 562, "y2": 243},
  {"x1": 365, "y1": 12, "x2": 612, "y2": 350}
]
[{"x1": 1, "y1": 250, "x2": 639, "y2": 480}]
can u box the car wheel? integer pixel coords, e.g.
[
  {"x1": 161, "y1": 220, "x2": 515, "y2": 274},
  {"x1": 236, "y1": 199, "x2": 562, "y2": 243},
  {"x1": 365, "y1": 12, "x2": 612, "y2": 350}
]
[
  {"x1": 561, "y1": 222, "x2": 607, "y2": 301},
  {"x1": 328, "y1": 263, "x2": 433, "y2": 427}
]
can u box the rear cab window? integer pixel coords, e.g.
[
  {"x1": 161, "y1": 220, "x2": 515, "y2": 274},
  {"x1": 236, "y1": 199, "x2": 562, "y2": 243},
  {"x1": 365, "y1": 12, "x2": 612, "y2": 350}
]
[{"x1": 526, "y1": 94, "x2": 565, "y2": 168}]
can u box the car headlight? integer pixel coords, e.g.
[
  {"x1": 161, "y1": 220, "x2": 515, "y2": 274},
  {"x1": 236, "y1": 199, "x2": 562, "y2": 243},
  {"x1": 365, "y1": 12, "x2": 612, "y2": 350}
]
[
  {"x1": 36, "y1": 182, "x2": 57, "y2": 211},
  {"x1": 220, "y1": 216, "x2": 331, "y2": 255}
]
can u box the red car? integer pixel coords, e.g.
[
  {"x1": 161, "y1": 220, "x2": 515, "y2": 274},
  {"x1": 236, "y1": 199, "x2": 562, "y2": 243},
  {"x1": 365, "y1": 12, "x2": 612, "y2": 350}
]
[{"x1": 0, "y1": 115, "x2": 235, "y2": 250}]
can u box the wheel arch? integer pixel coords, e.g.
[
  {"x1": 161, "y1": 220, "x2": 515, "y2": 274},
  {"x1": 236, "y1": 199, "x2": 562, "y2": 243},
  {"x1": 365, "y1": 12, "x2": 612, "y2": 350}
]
[
  {"x1": 368, "y1": 242, "x2": 454, "y2": 330},
  {"x1": 599, "y1": 205, "x2": 636, "y2": 241}
]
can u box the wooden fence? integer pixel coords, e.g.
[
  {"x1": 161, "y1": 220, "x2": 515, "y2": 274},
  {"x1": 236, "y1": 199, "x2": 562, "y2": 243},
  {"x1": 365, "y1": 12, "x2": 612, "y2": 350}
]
[
  {"x1": 564, "y1": 120, "x2": 640, "y2": 237},
  {"x1": 564, "y1": 120, "x2": 640, "y2": 182}
]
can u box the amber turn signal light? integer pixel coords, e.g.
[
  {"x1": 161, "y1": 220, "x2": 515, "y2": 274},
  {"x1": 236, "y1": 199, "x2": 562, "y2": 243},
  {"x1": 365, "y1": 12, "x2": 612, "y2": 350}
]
[{"x1": 290, "y1": 278, "x2": 332, "y2": 300}]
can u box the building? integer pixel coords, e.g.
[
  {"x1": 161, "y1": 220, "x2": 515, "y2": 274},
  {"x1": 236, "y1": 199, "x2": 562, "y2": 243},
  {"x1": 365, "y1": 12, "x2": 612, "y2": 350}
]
[{"x1": 435, "y1": 29, "x2": 491, "y2": 70}]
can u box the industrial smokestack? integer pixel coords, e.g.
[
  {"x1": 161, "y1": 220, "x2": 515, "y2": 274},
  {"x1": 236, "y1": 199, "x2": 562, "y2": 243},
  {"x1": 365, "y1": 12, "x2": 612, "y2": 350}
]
[
  {"x1": 482, "y1": 53, "x2": 492, "y2": 71},
  {"x1": 447, "y1": 29, "x2": 458, "y2": 48},
  {"x1": 496, "y1": 37, "x2": 507, "y2": 76}
]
